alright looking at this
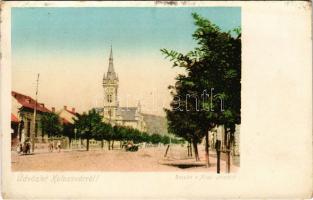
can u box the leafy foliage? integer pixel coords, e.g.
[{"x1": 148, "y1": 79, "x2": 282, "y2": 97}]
[
  {"x1": 69, "y1": 108, "x2": 182, "y2": 150},
  {"x1": 162, "y1": 13, "x2": 241, "y2": 160},
  {"x1": 40, "y1": 112, "x2": 62, "y2": 138},
  {"x1": 73, "y1": 109, "x2": 103, "y2": 150}
]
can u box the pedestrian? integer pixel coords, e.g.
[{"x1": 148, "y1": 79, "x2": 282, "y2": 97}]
[
  {"x1": 48, "y1": 141, "x2": 53, "y2": 152},
  {"x1": 23, "y1": 141, "x2": 30, "y2": 154},
  {"x1": 57, "y1": 140, "x2": 61, "y2": 153},
  {"x1": 17, "y1": 143, "x2": 22, "y2": 154}
]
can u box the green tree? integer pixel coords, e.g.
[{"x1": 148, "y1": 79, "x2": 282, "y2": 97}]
[
  {"x1": 191, "y1": 13, "x2": 241, "y2": 172},
  {"x1": 161, "y1": 135, "x2": 170, "y2": 145},
  {"x1": 74, "y1": 109, "x2": 103, "y2": 151},
  {"x1": 94, "y1": 122, "x2": 112, "y2": 149},
  {"x1": 165, "y1": 104, "x2": 203, "y2": 161},
  {"x1": 62, "y1": 123, "x2": 75, "y2": 148},
  {"x1": 162, "y1": 13, "x2": 241, "y2": 171},
  {"x1": 140, "y1": 132, "x2": 150, "y2": 144},
  {"x1": 150, "y1": 134, "x2": 162, "y2": 144},
  {"x1": 40, "y1": 112, "x2": 62, "y2": 139}
]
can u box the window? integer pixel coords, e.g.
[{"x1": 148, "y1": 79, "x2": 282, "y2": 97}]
[
  {"x1": 27, "y1": 120, "x2": 31, "y2": 137},
  {"x1": 107, "y1": 94, "x2": 113, "y2": 103}
]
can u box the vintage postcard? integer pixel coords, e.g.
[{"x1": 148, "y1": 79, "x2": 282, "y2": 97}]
[{"x1": 1, "y1": 1, "x2": 312, "y2": 199}]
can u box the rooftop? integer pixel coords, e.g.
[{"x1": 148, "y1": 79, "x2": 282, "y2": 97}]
[{"x1": 12, "y1": 91, "x2": 51, "y2": 113}]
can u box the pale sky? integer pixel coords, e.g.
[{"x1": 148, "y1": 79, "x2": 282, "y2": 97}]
[{"x1": 12, "y1": 7, "x2": 241, "y2": 116}]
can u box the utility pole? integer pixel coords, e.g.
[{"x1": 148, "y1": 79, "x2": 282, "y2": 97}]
[{"x1": 31, "y1": 73, "x2": 40, "y2": 153}]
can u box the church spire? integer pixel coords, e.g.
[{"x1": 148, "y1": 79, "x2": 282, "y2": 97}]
[
  {"x1": 106, "y1": 45, "x2": 117, "y2": 80},
  {"x1": 108, "y1": 45, "x2": 114, "y2": 73},
  {"x1": 109, "y1": 45, "x2": 113, "y2": 61}
]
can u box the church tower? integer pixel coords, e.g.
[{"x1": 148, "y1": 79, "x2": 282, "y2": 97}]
[{"x1": 103, "y1": 46, "x2": 119, "y2": 122}]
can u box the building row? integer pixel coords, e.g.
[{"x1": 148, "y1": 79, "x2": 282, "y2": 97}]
[
  {"x1": 10, "y1": 46, "x2": 166, "y2": 149},
  {"x1": 11, "y1": 91, "x2": 78, "y2": 148}
]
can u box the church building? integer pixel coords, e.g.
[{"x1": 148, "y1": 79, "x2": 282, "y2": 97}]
[{"x1": 101, "y1": 46, "x2": 146, "y2": 132}]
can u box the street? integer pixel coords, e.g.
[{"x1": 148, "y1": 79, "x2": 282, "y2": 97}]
[{"x1": 12, "y1": 145, "x2": 239, "y2": 172}]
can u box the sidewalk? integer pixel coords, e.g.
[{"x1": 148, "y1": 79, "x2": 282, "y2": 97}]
[{"x1": 159, "y1": 146, "x2": 239, "y2": 173}]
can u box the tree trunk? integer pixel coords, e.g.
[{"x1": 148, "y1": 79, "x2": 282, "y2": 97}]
[
  {"x1": 69, "y1": 137, "x2": 72, "y2": 149},
  {"x1": 108, "y1": 140, "x2": 111, "y2": 150},
  {"x1": 215, "y1": 140, "x2": 221, "y2": 174},
  {"x1": 101, "y1": 140, "x2": 104, "y2": 149},
  {"x1": 111, "y1": 140, "x2": 114, "y2": 150},
  {"x1": 41, "y1": 130, "x2": 45, "y2": 143},
  {"x1": 217, "y1": 149, "x2": 221, "y2": 174},
  {"x1": 226, "y1": 130, "x2": 234, "y2": 173},
  {"x1": 227, "y1": 149, "x2": 230, "y2": 173},
  {"x1": 192, "y1": 140, "x2": 200, "y2": 161},
  {"x1": 226, "y1": 131, "x2": 230, "y2": 173},
  {"x1": 205, "y1": 132, "x2": 210, "y2": 167},
  {"x1": 187, "y1": 144, "x2": 190, "y2": 157},
  {"x1": 164, "y1": 144, "x2": 170, "y2": 157},
  {"x1": 86, "y1": 138, "x2": 89, "y2": 151},
  {"x1": 190, "y1": 141, "x2": 193, "y2": 157}
]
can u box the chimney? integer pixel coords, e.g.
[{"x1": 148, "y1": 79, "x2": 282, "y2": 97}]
[
  {"x1": 64, "y1": 105, "x2": 67, "y2": 110},
  {"x1": 52, "y1": 107, "x2": 55, "y2": 113},
  {"x1": 41, "y1": 103, "x2": 45, "y2": 107},
  {"x1": 72, "y1": 107, "x2": 75, "y2": 113}
]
